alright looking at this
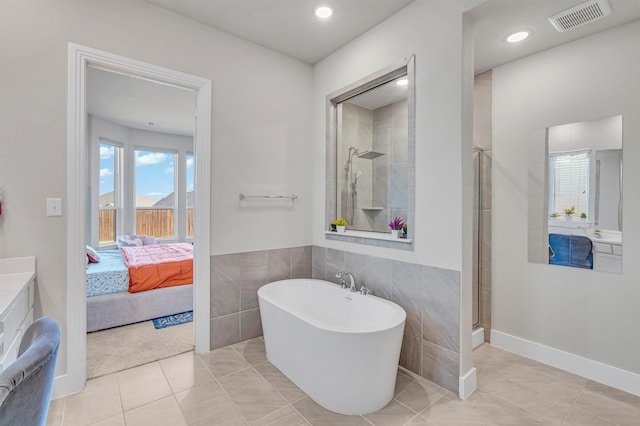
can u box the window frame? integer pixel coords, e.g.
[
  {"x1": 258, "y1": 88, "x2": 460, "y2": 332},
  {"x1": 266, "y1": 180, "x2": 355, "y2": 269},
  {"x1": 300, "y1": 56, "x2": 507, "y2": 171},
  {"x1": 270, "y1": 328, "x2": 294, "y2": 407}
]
[
  {"x1": 549, "y1": 148, "x2": 590, "y2": 217},
  {"x1": 97, "y1": 138, "x2": 124, "y2": 248}
]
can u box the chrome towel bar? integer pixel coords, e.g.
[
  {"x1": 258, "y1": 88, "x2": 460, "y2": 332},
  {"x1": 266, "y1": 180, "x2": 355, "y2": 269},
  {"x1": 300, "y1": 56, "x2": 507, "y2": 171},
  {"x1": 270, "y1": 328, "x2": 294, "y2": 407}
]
[{"x1": 239, "y1": 194, "x2": 298, "y2": 201}]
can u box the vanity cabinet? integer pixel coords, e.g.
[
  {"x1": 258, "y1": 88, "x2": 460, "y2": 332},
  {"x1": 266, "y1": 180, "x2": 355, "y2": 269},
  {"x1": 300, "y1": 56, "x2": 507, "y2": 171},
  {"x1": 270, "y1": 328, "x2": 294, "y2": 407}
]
[
  {"x1": 0, "y1": 257, "x2": 35, "y2": 372},
  {"x1": 593, "y1": 242, "x2": 622, "y2": 274}
]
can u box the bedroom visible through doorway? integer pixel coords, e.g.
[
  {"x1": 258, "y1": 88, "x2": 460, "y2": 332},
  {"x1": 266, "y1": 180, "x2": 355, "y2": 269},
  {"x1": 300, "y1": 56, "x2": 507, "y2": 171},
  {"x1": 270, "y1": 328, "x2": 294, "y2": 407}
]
[{"x1": 84, "y1": 66, "x2": 197, "y2": 378}]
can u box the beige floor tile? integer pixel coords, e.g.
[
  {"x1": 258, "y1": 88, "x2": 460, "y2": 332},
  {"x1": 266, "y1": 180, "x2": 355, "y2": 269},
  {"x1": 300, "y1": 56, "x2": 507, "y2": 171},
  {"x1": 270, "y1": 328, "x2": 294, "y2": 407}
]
[
  {"x1": 363, "y1": 399, "x2": 417, "y2": 425},
  {"x1": 198, "y1": 345, "x2": 250, "y2": 378},
  {"x1": 253, "y1": 405, "x2": 310, "y2": 425},
  {"x1": 62, "y1": 374, "x2": 122, "y2": 426},
  {"x1": 573, "y1": 390, "x2": 640, "y2": 425},
  {"x1": 404, "y1": 414, "x2": 437, "y2": 425},
  {"x1": 253, "y1": 361, "x2": 306, "y2": 403},
  {"x1": 421, "y1": 391, "x2": 552, "y2": 425},
  {"x1": 117, "y1": 362, "x2": 172, "y2": 412},
  {"x1": 124, "y1": 396, "x2": 187, "y2": 426},
  {"x1": 190, "y1": 407, "x2": 249, "y2": 425},
  {"x1": 174, "y1": 380, "x2": 237, "y2": 425},
  {"x1": 159, "y1": 351, "x2": 215, "y2": 394},
  {"x1": 393, "y1": 370, "x2": 445, "y2": 413},
  {"x1": 88, "y1": 414, "x2": 125, "y2": 425},
  {"x1": 232, "y1": 337, "x2": 268, "y2": 366},
  {"x1": 46, "y1": 398, "x2": 65, "y2": 426},
  {"x1": 562, "y1": 406, "x2": 617, "y2": 425},
  {"x1": 292, "y1": 397, "x2": 371, "y2": 425},
  {"x1": 472, "y1": 343, "x2": 503, "y2": 366},
  {"x1": 217, "y1": 367, "x2": 288, "y2": 423},
  {"x1": 585, "y1": 380, "x2": 640, "y2": 410}
]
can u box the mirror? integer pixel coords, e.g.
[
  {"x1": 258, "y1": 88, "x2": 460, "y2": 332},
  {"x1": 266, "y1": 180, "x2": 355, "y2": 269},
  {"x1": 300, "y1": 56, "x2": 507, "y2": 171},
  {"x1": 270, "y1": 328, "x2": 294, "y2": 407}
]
[
  {"x1": 325, "y1": 56, "x2": 415, "y2": 243},
  {"x1": 528, "y1": 115, "x2": 622, "y2": 273}
]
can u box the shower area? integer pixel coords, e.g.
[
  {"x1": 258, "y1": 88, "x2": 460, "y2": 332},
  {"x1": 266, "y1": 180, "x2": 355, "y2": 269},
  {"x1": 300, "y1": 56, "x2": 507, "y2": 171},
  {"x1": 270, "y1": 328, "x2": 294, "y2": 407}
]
[
  {"x1": 337, "y1": 96, "x2": 409, "y2": 233},
  {"x1": 472, "y1": 70, "x2": 493, "y2": 342}
]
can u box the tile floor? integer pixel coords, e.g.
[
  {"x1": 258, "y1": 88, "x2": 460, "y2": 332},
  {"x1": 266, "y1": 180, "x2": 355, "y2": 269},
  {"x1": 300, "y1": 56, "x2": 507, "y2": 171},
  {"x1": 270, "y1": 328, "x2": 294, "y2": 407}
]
[{"x1": 47, "y1": 339, "x2": 640, "y2": 425}]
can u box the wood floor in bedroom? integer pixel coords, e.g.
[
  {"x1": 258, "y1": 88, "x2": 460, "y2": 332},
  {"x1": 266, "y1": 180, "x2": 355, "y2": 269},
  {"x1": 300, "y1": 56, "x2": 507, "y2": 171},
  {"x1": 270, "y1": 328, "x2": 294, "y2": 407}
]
[
  {"x1": 86, "y1": 320, "x2": 194, "y2": 379},
  {"x1": 48, "y1": 340, "x2": 640, "y2": 425}
]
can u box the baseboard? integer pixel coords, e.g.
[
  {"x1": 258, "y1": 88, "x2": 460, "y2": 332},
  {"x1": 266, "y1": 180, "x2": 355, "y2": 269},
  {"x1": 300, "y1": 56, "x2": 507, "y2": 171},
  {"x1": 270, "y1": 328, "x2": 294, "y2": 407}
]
[
  {"x1": 459, "y1": 367, "x2": 477, "y2": 399},
  {"x1": 491, "y1": 329, "x2": 640, "y2": 397},
  {"x1": 472, "y1": 327, "x2": 484, "y2": 349}
]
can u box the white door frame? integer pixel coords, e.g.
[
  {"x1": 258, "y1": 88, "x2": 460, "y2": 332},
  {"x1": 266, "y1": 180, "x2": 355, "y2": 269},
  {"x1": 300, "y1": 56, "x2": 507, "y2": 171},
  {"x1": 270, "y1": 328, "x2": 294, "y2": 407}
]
[{"x1": 58, "y1": 43, "x2": 211, "y2": 397}]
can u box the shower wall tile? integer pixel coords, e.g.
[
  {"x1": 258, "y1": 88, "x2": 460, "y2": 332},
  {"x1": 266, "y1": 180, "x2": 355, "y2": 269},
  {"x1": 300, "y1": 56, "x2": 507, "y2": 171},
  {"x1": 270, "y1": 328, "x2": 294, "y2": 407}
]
[
  {"x1": 312, "y1": 246, "x2": 326, "y2": 280},
  {"x1": 210, "y1": 254, "x2": 241, "y2": 318},
  {"x1": 391, "y1": 164, "x2": 408, "y2": 209},
  {"x1": 292, "y1": 246, "x2": 312, "y2": 278},
  {"x1": 268, "y1": 248, "x2": 292, "y2": 282},
  {"x1": 241, "y1": 250, "x2": 268, "y2": 271},
  {"x1": 481, "y1": 150, "x2": 492, "y2": 211},
  {"x1": 422, "y1": 267, "x2": 460, "y2": 352},
  {"x1": 480, "y1": 210, "x2": 492, "y2": 271},
  {"x1": 421, "y1": 340, "x2": 460, "y2": 394},
  {"x1": 211, "y1": 313, "x2": 240, "y2": 350}
]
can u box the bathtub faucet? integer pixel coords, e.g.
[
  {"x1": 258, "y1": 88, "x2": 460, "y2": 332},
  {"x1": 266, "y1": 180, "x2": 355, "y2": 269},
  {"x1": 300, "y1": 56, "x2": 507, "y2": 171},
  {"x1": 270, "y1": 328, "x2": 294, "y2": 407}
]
[{"x1": 336, "y1": 271, "x2": 357, "y2": 292}]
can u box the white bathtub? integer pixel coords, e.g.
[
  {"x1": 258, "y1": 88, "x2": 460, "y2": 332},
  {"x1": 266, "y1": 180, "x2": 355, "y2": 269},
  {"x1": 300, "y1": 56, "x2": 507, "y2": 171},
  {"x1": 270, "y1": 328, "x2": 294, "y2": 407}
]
[{"x1": 258, "y1": 279, "x2": 406, "y2": 415}]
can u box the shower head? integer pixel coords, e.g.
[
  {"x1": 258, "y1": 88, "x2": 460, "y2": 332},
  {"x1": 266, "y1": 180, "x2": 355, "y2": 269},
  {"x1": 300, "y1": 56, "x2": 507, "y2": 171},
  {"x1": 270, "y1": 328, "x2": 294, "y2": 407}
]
[{"x1": 357, "y1": 150, "x2": 384, "y2": 160}]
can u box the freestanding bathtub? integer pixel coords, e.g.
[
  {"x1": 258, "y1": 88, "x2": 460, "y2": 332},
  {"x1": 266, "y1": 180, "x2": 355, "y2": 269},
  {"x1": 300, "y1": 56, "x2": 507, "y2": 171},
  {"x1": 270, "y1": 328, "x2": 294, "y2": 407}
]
[{"x1": 258, "y1": 279, "x2": 406, "y2": 415}]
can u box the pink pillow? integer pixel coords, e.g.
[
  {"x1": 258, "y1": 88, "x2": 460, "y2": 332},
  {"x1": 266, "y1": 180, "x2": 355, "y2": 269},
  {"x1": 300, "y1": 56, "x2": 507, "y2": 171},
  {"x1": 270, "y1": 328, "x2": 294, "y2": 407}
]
[{"x1": 86, "y1": 245, "x2": 100, "y2": 263}]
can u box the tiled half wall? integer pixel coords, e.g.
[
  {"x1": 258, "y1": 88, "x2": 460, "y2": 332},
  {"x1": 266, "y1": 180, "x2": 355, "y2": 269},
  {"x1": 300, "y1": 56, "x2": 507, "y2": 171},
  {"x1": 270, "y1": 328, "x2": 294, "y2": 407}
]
[{"x1": 210, "y1": 245, "x2": 461, "y2": 393}]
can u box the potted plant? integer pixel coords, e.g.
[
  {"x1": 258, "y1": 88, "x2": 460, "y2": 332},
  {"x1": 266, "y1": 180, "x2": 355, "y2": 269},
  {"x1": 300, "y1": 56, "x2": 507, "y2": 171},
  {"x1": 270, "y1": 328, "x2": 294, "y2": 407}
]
[
  {"x1": 580, "y1": 212, "x2": 587, "y2": 222},
  {"x1": 550, "y1": 212, "x2": 560, "y2": 219},
  {"x1": 388, "y1": 216, "x2": 405, "y2": 238},
  {"x1": 563, "y1": 206, "x2": 575, "y2": 220},
  {"x1": 331, "y1": 217, "x2": 347, "y2": 233}
]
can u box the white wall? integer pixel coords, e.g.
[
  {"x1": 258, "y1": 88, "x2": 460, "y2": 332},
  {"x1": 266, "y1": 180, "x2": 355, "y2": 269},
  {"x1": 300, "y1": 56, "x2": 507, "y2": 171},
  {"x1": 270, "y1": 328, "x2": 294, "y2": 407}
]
[
  {"x1": 313, "y1": 0, "x2": 479, "y2": 270},
  {"x1": 493, "y1": 21, "x2": 640, "y2": 375},
  {"x1": 0, "y1": 0, "x2": 312, "y2": 377}
]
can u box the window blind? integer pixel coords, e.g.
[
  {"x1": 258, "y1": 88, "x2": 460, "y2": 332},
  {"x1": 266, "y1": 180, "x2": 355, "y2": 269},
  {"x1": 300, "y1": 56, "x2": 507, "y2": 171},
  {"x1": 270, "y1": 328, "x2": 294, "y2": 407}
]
[{"x1": 549, "y1": 149, "x2": 590, "y2": 215}]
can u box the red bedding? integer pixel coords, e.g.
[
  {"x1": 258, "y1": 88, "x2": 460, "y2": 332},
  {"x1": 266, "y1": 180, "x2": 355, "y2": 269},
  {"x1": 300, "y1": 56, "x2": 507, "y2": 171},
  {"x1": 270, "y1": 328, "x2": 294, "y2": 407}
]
[{"x1": 120, "y1": 243, "x2": 193, "y2": 293}]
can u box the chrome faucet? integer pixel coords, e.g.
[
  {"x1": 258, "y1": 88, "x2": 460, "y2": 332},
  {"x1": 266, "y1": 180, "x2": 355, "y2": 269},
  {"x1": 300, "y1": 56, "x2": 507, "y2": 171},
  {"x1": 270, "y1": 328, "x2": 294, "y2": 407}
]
[{"x1": 336, "y1": 271, "x2": 357, "y2": 292}]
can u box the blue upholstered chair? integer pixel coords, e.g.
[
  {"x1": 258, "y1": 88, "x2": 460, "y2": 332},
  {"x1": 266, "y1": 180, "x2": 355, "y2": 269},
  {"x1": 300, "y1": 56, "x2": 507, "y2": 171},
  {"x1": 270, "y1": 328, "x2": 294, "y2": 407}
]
[
  {"x1": 549, "y1": 233, "x2": 594, "y2": 269},
  {"x1": 0, "y1": 317, "x2": 61, "y2": 426}
]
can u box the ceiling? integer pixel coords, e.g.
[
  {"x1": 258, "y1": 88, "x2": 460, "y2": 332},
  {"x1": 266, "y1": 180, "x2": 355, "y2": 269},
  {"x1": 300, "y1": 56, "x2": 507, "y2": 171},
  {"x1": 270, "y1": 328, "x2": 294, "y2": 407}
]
[
  {"x1": 87, "y1": 67, "x2": 196, "y2": 136},
  {"x1": 143, "y1": 0, "x2": 416, "y2": 64},
  {"x1": 469, "y1": 0, "x2": 640, "y2": 74},
  {"x1": 90, "y1": 0, "x2": 639, "y2": 135}
]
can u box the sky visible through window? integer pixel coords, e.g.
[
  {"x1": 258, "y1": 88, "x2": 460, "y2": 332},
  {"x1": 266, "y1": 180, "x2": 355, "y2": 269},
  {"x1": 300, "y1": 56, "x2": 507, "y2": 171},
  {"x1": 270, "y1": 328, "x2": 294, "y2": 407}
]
[{"x1": 99, "y1": 143, "x2": 194, "y2": 202}]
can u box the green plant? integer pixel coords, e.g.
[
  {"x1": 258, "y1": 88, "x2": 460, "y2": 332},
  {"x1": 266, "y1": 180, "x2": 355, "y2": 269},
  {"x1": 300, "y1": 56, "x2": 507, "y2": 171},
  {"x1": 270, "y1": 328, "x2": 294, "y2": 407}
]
[
  {"x1": 563, "y1": 206, "x2": 575, "y2": 215},
  {"x1": 580, "y1": 212, "x2": 587, "y2": 219},
  {"x1": 550, "y1": 212, "x2": 560, "y2": 218},
  {"x1": 331, "y1": 217, "x2": 347, "y2": 226}
]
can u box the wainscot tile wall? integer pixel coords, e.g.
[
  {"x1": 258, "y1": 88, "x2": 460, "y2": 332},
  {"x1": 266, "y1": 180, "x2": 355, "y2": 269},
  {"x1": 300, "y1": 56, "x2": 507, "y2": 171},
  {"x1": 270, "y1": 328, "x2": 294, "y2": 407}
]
[{"x1": 210, "y1": 245, "x2": 460, "y2": 394}]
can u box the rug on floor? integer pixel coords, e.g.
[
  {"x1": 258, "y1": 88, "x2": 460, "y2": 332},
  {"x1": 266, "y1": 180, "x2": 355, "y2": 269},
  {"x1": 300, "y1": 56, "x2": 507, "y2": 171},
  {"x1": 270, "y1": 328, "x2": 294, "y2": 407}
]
[
  {"x1": 87, "y1": 320, "x2": 193, "y2": 379},
  {"x1": 152, "y1": 310, "x2": 193, "y2": 329}
]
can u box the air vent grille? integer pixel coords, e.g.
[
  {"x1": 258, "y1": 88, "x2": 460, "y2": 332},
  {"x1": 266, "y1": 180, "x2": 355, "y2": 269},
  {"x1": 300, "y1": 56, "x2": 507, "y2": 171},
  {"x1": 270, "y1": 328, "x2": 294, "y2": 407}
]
[{"x1": 548, "y1": 0, "x2": 612, "y2": 32}]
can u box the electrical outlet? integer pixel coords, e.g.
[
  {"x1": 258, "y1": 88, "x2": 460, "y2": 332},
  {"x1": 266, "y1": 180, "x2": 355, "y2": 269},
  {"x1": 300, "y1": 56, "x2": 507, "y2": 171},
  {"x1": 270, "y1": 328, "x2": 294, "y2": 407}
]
[{"x1": 47, "y1": 198, "x2": 63, "y2": 217}]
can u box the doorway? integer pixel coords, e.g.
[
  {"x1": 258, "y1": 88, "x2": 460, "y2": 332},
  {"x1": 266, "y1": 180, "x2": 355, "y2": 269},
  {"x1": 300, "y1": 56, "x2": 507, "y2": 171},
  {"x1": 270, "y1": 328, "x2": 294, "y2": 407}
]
[{"x1": 62, "y1": 44, "x2": 211, "y2": 397}]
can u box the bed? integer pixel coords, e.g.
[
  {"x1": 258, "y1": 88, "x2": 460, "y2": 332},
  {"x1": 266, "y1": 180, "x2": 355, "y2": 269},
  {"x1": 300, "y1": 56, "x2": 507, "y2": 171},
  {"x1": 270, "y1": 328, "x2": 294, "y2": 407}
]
[{"x1": 86, "y1": 244, "x2": 193, "y2": 332}]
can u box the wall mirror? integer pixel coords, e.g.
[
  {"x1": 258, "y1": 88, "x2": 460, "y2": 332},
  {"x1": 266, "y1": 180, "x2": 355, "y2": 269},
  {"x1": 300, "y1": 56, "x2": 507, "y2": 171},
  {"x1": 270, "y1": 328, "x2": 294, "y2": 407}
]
[
  {"x1": 528, "y1": 115, "x2": 622, "y2": 273},
  {"x1": 325, "y1": 56, "x2": 415, "y2": 246}
]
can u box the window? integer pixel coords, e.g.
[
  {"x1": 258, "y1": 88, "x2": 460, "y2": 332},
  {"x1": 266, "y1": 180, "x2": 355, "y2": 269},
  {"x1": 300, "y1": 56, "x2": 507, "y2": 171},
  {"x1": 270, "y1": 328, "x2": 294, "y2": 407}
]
[
  {"x1": 549, "y1": 149, "x2": 590, "y2": 216},
  {"x1": 186, "y1": 153, "x2": 194, "y2": 238},
  {"x1": 98, "y1": 141, "x2": 122, "y2": 244},
  {"x1": 134, "y1": 149, "x2": 177, "y2": 238}
]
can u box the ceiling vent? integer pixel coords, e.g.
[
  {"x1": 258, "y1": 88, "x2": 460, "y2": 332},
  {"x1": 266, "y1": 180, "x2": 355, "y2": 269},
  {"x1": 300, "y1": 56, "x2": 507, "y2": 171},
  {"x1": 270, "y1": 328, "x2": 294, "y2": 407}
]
[{"x1": 548, "y1": 0, "x2": 612, "y2": 32}]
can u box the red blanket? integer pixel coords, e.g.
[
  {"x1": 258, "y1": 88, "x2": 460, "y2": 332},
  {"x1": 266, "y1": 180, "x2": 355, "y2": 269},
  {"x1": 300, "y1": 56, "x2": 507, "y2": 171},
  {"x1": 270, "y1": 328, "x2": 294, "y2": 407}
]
[{"x1": 120, "y1": 243, "x2": 193, "y2": 293}]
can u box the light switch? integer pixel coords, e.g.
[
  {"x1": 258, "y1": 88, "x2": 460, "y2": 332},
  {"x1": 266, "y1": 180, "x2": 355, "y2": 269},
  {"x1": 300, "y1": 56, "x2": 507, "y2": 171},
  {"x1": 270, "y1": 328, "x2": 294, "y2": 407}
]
[{"x1": 46, "y1": 198, "x2": 63, "y2": 217}]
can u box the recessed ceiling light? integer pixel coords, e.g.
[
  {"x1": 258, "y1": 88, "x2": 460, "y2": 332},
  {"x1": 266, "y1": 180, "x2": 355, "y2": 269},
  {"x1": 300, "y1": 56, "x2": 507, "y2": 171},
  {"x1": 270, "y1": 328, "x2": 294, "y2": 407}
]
[
  {"x1": 396, "y1": 78, "x2": 408, "y2": 86},
  {"x1": 506, "y1": 31, "x2": 530, "y2": 43},
  {"x1": 315, "y1": 6, "x2": 333, "y2": 19}
]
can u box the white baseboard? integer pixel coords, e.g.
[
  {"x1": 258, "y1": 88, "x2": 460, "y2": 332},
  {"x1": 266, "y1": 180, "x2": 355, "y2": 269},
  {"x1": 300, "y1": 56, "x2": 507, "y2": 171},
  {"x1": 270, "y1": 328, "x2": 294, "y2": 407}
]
[
  {"x1": 459, "y1": 367, "x2": 477, "y2": 399},
  {"x1": 472, "y1": 327, "x2": 484, "y2": 349},
  {"x1": 491, "y1": 329, "x2": 640, "y2": 397}
]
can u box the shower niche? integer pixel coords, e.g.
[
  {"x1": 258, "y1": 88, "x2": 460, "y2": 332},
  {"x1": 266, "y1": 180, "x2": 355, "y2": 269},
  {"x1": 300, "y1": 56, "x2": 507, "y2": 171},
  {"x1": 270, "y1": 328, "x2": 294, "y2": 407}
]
[{"x1": 326, "y1": 56, "x2": 415, "y2": 241}]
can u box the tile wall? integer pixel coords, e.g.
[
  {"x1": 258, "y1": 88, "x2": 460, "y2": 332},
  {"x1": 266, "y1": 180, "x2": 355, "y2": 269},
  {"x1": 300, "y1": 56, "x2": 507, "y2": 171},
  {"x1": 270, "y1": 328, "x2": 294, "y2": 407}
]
[{"x1": 210, "y1": 245, "x2": 462, "y2": 394}]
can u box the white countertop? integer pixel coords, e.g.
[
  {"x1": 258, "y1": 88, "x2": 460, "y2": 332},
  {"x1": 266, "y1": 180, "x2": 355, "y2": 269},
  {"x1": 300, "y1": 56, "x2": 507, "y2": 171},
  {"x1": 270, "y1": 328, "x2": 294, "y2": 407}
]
[{"x1": 0, "y1": 257, "x2": 35, "y2": 313}]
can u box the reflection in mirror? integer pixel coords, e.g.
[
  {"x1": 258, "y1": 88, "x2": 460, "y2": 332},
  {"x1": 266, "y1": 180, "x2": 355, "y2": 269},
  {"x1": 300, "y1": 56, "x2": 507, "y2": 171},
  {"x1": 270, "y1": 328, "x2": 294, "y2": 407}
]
[
  {"x1": 528, "y1": 115, "x2": 622, "y2": 273},
  {"x1": 326, "y1": 56, "x2": 415, "y2": 243},
  {"x1": 337, "y1": 77, "x2": 408, "y2": 232}
]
